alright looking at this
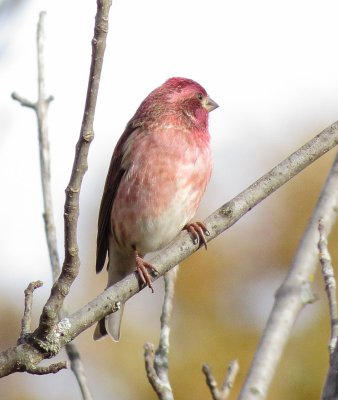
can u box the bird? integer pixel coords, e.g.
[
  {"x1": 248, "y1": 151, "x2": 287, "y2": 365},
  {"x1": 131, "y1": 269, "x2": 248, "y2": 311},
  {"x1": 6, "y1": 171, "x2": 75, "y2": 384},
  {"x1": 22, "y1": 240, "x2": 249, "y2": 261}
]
[{"x1": 94, "y1": 77, "x2": 218, "y2": 341}]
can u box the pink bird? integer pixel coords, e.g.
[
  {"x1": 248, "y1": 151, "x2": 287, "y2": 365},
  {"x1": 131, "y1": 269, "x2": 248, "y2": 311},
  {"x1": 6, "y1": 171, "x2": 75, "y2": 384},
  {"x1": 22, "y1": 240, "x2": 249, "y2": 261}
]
[{"x1": 94, "y1": 77, "x2": 218, "y2": 341}]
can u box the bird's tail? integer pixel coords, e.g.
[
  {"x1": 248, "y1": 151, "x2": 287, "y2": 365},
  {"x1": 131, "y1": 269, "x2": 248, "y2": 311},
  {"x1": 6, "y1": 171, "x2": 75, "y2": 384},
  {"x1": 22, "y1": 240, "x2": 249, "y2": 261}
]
[
  {"x1": 93, "y1": 248, "x2": 135, "y2": 341},
  {"x1": 105, "y1": 303, "x2": 125, "y2": 341},
  {"x1": 93, "y1": 303, "x2": 125, "y2": 341}
]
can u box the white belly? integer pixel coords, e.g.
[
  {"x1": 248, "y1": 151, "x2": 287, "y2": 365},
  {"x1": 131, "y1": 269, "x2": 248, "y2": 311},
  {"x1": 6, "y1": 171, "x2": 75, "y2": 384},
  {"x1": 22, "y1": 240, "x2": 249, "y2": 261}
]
[{"x1": 133, "y1": 186, "x2": 200, "y2": 254}]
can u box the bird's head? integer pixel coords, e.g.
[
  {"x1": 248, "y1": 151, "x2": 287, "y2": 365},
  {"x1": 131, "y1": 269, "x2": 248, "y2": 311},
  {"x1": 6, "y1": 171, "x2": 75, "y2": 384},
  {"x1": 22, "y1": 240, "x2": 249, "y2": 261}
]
[
  {"x1": 164, "y1": 77, "x2": 218, "y2": 111},
  {"x1": 134, "y1": 77, "x2": 218, "y2": 131},
  {"x1": 163, "y1": 77, "x2": 218, "y2": 129}
]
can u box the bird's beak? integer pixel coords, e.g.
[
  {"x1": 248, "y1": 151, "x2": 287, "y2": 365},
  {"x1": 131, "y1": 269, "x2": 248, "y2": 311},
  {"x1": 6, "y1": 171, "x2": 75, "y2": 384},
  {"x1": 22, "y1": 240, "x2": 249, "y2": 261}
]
[{"x1": 203, "y1": 96, "x2": 219, "y2": 112}]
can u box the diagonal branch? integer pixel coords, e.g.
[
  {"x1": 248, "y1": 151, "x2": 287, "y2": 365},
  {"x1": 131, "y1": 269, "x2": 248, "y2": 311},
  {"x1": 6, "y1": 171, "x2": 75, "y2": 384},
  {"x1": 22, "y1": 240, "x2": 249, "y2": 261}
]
[
  {"x1": 55, "y1": 120, "x2": 338, "y2": 343},
  {"x1": 48, "y1": 121, "x2": 338, "y2": 340},
  {"x1": 2, "y1": 83, "x2": 338, "y2": 377}
]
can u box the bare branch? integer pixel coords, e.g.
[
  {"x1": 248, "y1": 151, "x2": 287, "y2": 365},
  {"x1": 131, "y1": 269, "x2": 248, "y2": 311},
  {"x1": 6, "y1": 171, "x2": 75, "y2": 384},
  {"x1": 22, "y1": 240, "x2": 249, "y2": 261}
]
[
  {"x1": 319, "y1": 220, "x2": 338, "y2": 400},
  {"x1": 144, "y1": 343, "x2": 173, "y2": 400},
  {"x1": 37, "y1": 121, "x2": 338, "y2": 344},
  {"x1": 26, "y1": 361, "x2": 68, "y2": 375},
  {"x1": 12, "y1": 12, "x2": 59, "y2": 282},
  {"x1": 322, "y1": 344, "x2": 338, "y2": 399},
  {"x1": 11, "y1": 92, "x2": 36, "y2": 108},
  {"x1": 65, "y1": 342, "x2": 93, "y2": 400},
  {"x1": 37, "y1": 11, "x2": 60, "y2": 282},
  {"x1": 35, "y1": 0, "x2": 112, "y2": 345},
  {"x1": 318, "y1": 219, "x2": 338, "y2": 354},
  {"x1": 144, "y1": 267, "x2": 178, "y2": 400},
  {"x1": 156, "y1": 267, "x2": 177, "y2": 380},
  {"x1": 36, "y1": 13, "x2": 60, "y2": 283},
  {"x1": 203, "y1": 360, "x2": 239, "y2": 400},
  {"x1": 238, "y1": 151, "x2": 338, "y2": 400},
  {"x1": 34, "y1": 13, "x2": 93, "y2": 397},
  {"x1": 19, "y1": 281, "x2": 68, "y2": 376},
  {"x1": 20, "y1": 281, "x2": 43, "y2": 338},
  {"x1": 12, "y1": 10, "x2": 94, "y2": 399}
]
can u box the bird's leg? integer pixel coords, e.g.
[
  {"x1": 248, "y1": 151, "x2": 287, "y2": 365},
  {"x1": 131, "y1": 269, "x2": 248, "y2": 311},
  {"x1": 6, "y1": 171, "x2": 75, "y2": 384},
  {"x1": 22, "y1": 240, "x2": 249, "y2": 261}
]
[
  {"x1": 184, "y1": 221, "x2": 210, "y2": 250},
  {"x1": 133, "y1": 249, "x2": 158, "y2": 293}
]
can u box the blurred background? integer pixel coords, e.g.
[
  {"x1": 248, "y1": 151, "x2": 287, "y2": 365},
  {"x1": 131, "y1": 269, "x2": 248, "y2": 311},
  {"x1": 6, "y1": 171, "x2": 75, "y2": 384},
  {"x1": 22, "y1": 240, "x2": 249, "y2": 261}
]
[{"x1": 1, "y1": 0, "x2": 338, "y2": 398}]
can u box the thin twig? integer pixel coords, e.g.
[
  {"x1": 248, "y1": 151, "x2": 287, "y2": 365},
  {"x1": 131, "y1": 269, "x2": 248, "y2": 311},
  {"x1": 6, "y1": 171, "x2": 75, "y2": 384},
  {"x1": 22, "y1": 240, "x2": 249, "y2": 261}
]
[
  {"x1": 12, "y1": 12, "x2": 58, "y2": 280},
  {"x1": 35, "y1": 12, "x2": 93, "y2": 397},
  {"x1": 12, "y1": 11, "x2": 94, "y2": 398},
  {"x1": 35, "y1": 12, "x2": 58, "y2": 282},
  {"x1": 318, "y1": 219, "x2": 338, "y2": 354},
  {"x1": 65, "y1": 342, "x2": 93, "y2": 400},
  {"x1": 35, "y1": 0, "x2": 112, "y2": 341},
  {"x1": 20, "y1": 281, "x2": 43, "y2": 338},
  {"x1": 144, "y1": 267, "x2": 178, "y2": 400},
  {"x1": 203, "y1": 360, "x2": 239, "y2": 400},
  {"x1": 25, "y1": 361, "x2": 68, "y2": 375},
  {"x1": 11, "y1": 93, "x2": 35, "y2": 108},
  {"x1": 156, "y1": 267, "x2": 178, "y2": 380},
  {"x1": 238, "y1": 151, "x2": 338, "y2": 400},
  {"x1": 322, "y1": 345, "x2": 338, "y2": 399},
  {"x1": 319, "y1": 220, "x2": 338, "y2": 400},
  {"x1": 144, "y1": 344, "x2": 165, "y2": 395}
]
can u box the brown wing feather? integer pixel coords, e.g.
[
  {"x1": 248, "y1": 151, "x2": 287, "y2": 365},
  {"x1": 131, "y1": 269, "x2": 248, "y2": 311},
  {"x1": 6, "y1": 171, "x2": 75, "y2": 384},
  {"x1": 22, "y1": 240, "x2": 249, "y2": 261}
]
[{"x1": 95, "y1": 122, "x2": 139, "y2": 273}]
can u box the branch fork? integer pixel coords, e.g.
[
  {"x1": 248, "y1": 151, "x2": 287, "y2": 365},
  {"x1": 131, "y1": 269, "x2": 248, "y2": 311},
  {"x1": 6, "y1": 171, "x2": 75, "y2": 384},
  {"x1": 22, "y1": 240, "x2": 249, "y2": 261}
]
[{"x1": 203, "y1": 361, "x2": 240, "y2": 400}]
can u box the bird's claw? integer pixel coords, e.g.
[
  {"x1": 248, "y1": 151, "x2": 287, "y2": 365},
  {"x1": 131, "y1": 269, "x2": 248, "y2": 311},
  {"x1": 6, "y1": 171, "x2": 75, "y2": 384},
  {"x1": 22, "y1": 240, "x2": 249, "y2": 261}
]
[
  {"x1": 134, "y1": 251, "x2": 158, "y2": 293},
  {"x1": 184, "y1": 222, "x2": 209, "y2": 250}
]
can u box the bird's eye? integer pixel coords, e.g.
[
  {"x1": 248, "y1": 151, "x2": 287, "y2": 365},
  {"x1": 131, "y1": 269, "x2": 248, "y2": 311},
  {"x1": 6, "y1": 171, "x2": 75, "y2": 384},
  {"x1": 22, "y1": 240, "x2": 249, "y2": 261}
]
[{"x1": 197, "y1": 93, "x2": 203, "y2": 101}]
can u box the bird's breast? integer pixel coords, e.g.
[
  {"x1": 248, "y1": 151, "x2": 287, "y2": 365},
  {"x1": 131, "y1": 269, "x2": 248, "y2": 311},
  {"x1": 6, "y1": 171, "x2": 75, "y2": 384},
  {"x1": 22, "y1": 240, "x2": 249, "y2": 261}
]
[{"x1": 111, "y1": 127, "x2": 212, "y2": 254}]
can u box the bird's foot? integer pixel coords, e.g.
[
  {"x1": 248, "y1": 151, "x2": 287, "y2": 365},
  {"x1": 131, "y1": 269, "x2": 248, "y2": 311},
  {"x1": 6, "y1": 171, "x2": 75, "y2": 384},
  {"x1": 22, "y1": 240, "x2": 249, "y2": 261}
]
[
  {"x1": 184, "y1": 222, "x2": 210, "y2": 250},
  {"x1": 134, "y1": 251, "x2": 158, "y2": 293}
]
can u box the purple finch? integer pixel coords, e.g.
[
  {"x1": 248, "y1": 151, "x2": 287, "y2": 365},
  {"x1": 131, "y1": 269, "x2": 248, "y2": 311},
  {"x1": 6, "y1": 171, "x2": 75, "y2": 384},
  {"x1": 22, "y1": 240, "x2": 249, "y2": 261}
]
[{"x1": 94, "y1": 77, "x2": 218, "y2": 341}]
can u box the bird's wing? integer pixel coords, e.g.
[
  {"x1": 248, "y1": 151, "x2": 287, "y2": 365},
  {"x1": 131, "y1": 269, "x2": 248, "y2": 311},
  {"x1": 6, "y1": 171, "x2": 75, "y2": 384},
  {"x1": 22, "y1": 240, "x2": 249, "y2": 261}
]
[{"x1": 95, "y1": 122, "x2": 141, "y2": 273}]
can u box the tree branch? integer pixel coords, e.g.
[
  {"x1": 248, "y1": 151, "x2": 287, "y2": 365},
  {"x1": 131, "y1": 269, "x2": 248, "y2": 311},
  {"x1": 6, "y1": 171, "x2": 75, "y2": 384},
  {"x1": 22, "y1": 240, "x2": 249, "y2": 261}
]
[
  {"x1": 203, "y1": 360, "x2": 239, "y2": 400},
  {"x1": 12, "y1": 10, "x2": 95, "y2": 399},
  {"x1": 35, "y1": 0, "x2": 112, "y2": 342},
  {"x1": 64, "y1": 342, "x2": 93, "y2": 400},
  {"x1": 35, "y1": 12, "x2": 59, "y2": 283},
  {"x1": 144, "y1": 266, "x2": 178, "y2": 400},
  {"x1": 318, "y1": 220, "x2": 338, "y2": 354},
  {"x1": 20, "y1": 281, "x2": 43, "y2": 338},
  {"x1": 12, "y1": 12, "x2": 60, "y2": 284},
  {"x1": 1, "y1": 116, "x2": 338, "y2": 378},
  {"x1": 11, "y1": 93, "x2": 36, "y2": 109},
  {"x1": 238, "y1": 151, "x2": 338, "y2": 400},
  {"x1": 9, "y1": 283, "x2": 68, "y2": 376},
  {"x1": 319, "y1": 221, "x2": 338, "y2": 400},
  {"x1": 25, "y1": 361, "x2": 68, "y2": 375}
]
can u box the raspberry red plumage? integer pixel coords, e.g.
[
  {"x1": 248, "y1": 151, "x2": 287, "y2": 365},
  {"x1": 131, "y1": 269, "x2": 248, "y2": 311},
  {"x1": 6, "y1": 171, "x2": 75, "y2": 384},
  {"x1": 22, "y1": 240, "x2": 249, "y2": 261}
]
[{"x1": 94, "y1": 77, "x2": 218, "y2": 341}]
